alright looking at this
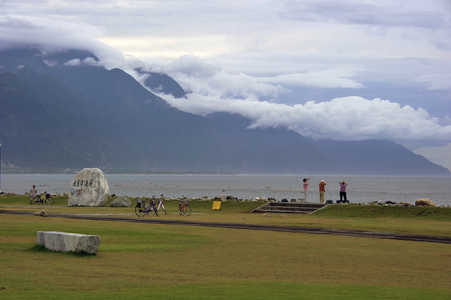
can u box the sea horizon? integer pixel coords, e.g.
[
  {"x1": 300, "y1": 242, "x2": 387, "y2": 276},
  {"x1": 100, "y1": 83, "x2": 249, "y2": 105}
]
[{"x1": 1, "y1": 173, "x2": 450, "y2": 207}]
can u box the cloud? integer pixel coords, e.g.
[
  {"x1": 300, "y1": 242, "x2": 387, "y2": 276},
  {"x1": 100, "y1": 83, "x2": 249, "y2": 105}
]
[
  {"x1": 167, "y1": 55, "x2": 222, "y2": 78},
  {"x1": 63, "y1": 57, "x2": 100, "y2": 67},
  {"x1": 280, "y1": 0, "x2": 449, "y2": 29},
  {"x1": 0, "y1": 14, "x2": 125, "y2": 69},
  {"x1": 161, "y1": 93, "x2": 451, "y2": 143},
  {"x1": 0, "y1": 15, "x2": 98, "y2": 50},
  {"x1": 258, "y1": 68, "x2": 364, "y2": 89},
  {"x1": 415, "y1": 73, "x2": 451, "y2": 90}
]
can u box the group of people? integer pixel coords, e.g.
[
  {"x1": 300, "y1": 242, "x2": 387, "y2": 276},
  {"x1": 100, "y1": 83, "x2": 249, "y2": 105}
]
[{"x1": 302, "y1": 178, "x2": 348, "y2": 203}]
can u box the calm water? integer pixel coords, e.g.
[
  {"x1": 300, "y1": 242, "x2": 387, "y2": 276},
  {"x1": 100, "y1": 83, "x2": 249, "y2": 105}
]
[{"x1": 1, "y1": 173, "x2": 450, "y2": 206}]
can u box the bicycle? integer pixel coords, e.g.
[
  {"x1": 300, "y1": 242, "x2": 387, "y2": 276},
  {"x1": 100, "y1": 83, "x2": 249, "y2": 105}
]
[
  {"x1": 32, "y1": 192, "x2": 54, "y2": 205},
  {"x1": 151, "y1": 194, "x2": 167, "y2": 215},
  {"x1": 178, "y1": 196, "x2": 191, "y2": 216},
  {"x1": 135, "y1": 197, "x2": 158, "y2": 217}
]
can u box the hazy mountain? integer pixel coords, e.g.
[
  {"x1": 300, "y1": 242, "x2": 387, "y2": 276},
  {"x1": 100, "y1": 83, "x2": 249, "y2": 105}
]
[
  {"x1": 0, "y1": 69, "x2": 143, "y2": 169},
  {"x1": 312, "y1": 139, "x2": 450, "y2": 175},
  {"x1": 136, "y1": 68, "x2": 187, "y2": 98},
  {"x1": 0, "y1": 47, "x2": 449, "y2": 175}
]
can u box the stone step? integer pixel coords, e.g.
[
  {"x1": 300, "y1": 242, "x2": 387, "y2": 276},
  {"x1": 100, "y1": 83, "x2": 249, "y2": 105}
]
[
  {"x1": 267, "y1": 203, "x2": 325, "y2": 208},
  {"x1": 257, "y1": 209, "x2": 313, "y2": 214},
  {"x1": 250, "y1": 202, "x2": 327, "y2": 214},
  {"x1": 263, "y1": 206, "x2": 319, "y2": 211}
]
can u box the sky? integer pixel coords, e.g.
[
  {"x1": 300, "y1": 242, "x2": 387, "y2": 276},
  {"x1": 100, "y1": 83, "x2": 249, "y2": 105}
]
[{"x1": 1, "y1": 0, "x2": 451, "y2": 170}]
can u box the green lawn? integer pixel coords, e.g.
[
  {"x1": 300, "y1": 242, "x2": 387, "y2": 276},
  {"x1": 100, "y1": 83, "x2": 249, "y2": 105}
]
[
  {"x1": 1, "y1": 195, "x2": 451, "y2": 237},
  {"x1": 0, "y1": 196, "x2": 450, "y2": 299}
]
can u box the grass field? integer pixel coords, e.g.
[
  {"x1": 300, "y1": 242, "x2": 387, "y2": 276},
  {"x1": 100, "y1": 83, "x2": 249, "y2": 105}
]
[{"x1": 1, "y1": 195, "x2": 451, "y2": 299}]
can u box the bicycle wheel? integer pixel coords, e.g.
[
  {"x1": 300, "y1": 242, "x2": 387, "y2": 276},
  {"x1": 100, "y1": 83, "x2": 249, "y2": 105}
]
[
  {"x1": 181, "y1": 204, "x2": 192, "y2": 216},
  {"x1": 150, "y1": 205, "x2": 157, "y2": 216},
  {"x1": 45, "y1": 197, "x2": 54, "y2": 205},
  {"x1": 143, "y1": 203, "x2": 151, "y2": 216},
  {"x1": 135, "y1": 205, "x2": 145, "y2": 217}
]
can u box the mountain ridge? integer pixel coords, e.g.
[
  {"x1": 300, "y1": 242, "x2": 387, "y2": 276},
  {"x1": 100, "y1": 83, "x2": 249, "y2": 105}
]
[{"x1": 0, "y1": 47, "x2": 449, "y2": 175}]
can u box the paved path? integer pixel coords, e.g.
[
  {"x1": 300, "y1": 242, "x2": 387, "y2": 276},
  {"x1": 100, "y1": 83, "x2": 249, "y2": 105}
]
[{"x1": 1, "y1": 209, "x2": 450, "y2": 244}]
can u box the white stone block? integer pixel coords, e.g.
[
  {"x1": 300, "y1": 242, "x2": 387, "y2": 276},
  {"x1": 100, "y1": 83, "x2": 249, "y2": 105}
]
[{"x1": 37, "y1": 231, "x2": 100, "y2": 255}]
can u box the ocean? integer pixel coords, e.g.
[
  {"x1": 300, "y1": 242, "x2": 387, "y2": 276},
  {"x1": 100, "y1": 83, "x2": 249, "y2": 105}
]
[{"x1": 1, "y1": 173, "x2": 450, "y2": 206}]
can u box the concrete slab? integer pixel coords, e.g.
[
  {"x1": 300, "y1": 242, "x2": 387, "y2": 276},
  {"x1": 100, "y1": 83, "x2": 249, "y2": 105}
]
[{"x1": 37, "y1": 231, "x2": 100, "y2": 255}]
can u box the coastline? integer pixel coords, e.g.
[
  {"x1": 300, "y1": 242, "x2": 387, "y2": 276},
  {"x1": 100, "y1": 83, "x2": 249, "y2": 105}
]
[{"x1": 1, "y1": 173, "x2": 450, "y2": 206}]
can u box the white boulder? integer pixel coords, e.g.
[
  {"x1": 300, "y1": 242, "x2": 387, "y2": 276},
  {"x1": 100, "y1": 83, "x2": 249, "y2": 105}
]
[
  {"x1": 110, "y1": 196, "x2": 132, "y2": 207},
  {"x1": 415, "y1": 198, "x2": 437, "y2": 207},
  {"x1": 68, "y1": 168, "x2": 109, "y2": 207}
]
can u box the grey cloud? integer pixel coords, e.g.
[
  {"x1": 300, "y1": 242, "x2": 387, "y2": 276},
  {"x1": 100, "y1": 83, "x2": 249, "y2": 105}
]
[
  {"x1": 258, "y1": 69, "x2": 364, "y2": 89},
  {"x1": 0, "y1": 14, "x2": 41, "y2": 30},
  {"x1": 168, "y1": 55, "x2": 222, "y2": 78},
  {"x1": 280, "y1": 0, "x2": 448, "y2": 28},
  {"x1": 63, "y1": 57, "x2": 100, "y2": 67},
  {"x1": 0, "y1": 15, "x2": 125, "y2": 69}
]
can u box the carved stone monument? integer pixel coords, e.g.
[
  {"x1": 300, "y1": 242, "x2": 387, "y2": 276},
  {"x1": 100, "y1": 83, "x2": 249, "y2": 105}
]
[{"x1": 68, "y1": 168, "x2": 109, "y2": 207}]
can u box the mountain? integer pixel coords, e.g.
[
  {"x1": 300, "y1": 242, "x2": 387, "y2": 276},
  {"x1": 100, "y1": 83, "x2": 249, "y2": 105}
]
[
  {"x1": 0, "y1": 68, "x2": 142, "y2": 168},
  {"x1": 136, "y1": 68, "x2": 187, "y2": 98},
  {"x1": 312, "y1": 139, "x2": 450, "y2": 175},
  {"x1": 0, "y1": 47, "x2": 449, "y2": 175}
]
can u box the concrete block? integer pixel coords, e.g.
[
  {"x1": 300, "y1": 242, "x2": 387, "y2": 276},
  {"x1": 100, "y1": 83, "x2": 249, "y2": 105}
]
[{"x1": 37, "y1": 231, "x2": 100, "y2": 255}]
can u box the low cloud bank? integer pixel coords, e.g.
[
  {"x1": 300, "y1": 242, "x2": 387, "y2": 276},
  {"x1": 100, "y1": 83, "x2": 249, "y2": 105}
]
[{"x1": 162, "y1": 93, "x2": 451, "y2": 143}]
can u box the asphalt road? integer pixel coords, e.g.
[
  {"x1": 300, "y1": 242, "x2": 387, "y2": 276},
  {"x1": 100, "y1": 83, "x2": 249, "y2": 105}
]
[{"x1": 1, "y1": 209, "x2": 450, "y2": 244}]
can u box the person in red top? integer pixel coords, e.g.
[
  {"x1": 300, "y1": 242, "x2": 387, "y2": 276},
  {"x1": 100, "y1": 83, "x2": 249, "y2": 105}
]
[{"x1": 319, "y1": 180, "x2": 327, "y2": 203}]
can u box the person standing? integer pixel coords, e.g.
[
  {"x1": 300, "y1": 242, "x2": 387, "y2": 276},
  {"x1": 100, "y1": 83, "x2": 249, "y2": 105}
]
[
  {"x1": 29, "y1": 185, "x2": 37, "y2": 204},
  {"x1": 339, "y1": 181, "x2": 348, "y2": 203},
  {"x1": 319, "y1": 180, "x2": 327, "y2": 203},
  {"x1": 302, "y1": 178, "x2": 310, "y2": 202}
]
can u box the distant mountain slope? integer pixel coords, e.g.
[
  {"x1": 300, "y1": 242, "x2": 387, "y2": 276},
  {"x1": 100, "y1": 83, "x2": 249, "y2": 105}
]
[
  {"x1": 136, "y1": 68, "x2": 186, "y2": 98},
  {"x1": 0, "y1": 70, "x2": 141, "y2": 168},
  {"x1": 206, "y1": 113, "x2": 338, "y2": 173},
  {"x1": 312, "y1": 139, "x2": 450, "y2": 175},
  {"x1": 0, "y1": 47, "x2": 449, "y2": 175}
]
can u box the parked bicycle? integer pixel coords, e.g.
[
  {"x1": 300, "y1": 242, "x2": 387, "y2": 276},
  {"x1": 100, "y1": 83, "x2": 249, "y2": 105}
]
[
  {"x1": 32, "y1": 192, "x2": 54, "y2": 205},
  {"x1": 135, "y1": 197, "x2": 158, "y2": 217},
  {"x1": 151, "y1": 194, "x2": 167, "y2": 215},
  {"x1": 178, "y1": 196, "x2": 191, "y2": 216}
]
